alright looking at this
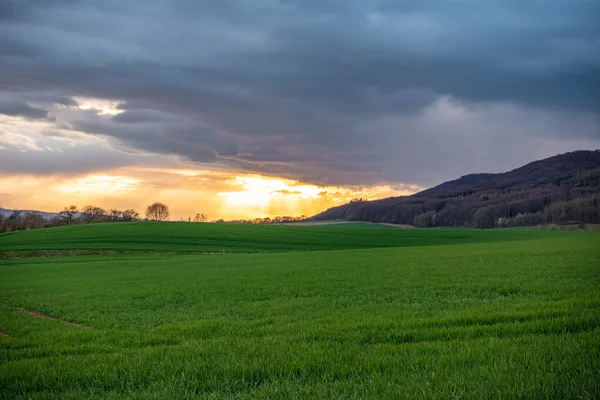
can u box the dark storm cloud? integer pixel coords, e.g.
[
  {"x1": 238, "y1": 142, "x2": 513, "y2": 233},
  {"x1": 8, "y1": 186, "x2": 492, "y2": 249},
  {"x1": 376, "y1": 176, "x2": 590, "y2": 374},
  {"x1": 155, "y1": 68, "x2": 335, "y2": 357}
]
[
  {"x1": 0, "y1": 101, "x2": 51, "y2": 120},
  {"x1": 0, "y1": 126, "x2": 174, "y2": 177},
  {"x1": 0, "y1": 143, "x2": 133, "y2": 176},
  {"x1": 0, "y1": 90, "x2": 79, "y2": 123},
  {"x1": 0, "y1": 0, "x2": 599, "y2": 185},
  {"x1": 112, "y1": 110, "x2": 175, "y2": 124}
]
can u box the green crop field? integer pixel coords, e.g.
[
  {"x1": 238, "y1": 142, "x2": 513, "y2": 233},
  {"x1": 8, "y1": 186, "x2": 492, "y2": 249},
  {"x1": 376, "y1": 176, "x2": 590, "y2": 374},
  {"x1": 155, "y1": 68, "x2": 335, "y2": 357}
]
[
  {"x1": 1, "y1": 223, "x2": 599, "y2": 399},
  {"x1": 0, "y1": 221, "x2": 588, "y2": 254}
]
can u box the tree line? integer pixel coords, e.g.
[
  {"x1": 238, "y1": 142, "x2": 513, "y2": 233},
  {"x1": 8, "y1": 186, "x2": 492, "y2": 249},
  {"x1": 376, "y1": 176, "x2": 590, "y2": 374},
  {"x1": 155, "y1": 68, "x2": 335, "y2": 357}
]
[
  {"x1": 321, "y1": 189, "x2": 600, "y2": 229},
  {"x1": 213, "y1": 215, "x2": 307, "y2": 224},
  {"x1": 0, "y1": 202, "x2": 210, "y2": 233},
  {"x1": 0, "y1": 201, "x2": 311, "y2": 233},
  {"x1": 0, "y1": 206, "x2": 139, "y2": 232}
]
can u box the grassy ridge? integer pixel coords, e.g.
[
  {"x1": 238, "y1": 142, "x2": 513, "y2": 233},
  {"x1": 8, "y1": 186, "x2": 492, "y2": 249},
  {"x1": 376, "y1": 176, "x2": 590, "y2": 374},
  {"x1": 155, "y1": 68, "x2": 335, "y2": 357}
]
[
  {"x1": 0, "y1": 221, "x2": 587, "y2": 254},
  {"x1": 1, "y1": 230, "x2": 599, "y2": 398}
]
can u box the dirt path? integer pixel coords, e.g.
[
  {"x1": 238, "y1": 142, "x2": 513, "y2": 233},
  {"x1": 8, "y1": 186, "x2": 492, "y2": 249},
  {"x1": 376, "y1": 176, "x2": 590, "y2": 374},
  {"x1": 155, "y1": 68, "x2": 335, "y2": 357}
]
[{"x1": 17, "y1": 307, "x2": 88, "y2": 328}]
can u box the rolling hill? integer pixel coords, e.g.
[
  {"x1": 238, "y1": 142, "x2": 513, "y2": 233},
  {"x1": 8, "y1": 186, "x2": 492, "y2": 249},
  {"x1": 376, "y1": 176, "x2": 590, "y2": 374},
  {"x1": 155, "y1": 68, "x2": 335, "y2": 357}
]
[
  {"x1": 0, "y1": 221, "x2": 572, "y2": 256},
  {"x1": 312, "y1": 150, "x2": 600, "y2": 228}
]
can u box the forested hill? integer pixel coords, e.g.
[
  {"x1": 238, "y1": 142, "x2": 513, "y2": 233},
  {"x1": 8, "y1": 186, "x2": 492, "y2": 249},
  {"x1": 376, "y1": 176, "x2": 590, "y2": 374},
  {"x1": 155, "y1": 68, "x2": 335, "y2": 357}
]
[{"x1": 311, "y1": 150, "x2": 600, "y2": 228}]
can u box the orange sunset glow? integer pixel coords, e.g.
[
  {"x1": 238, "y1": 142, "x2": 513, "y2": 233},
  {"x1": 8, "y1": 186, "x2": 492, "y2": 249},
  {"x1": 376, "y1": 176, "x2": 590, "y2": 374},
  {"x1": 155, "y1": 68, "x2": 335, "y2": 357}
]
[
  {"x1": 0, "y1": 168, "x2": 422, "y2": 221},
  {"x1": 0, "y1": 99, "x2": 425, "y2": 220}
]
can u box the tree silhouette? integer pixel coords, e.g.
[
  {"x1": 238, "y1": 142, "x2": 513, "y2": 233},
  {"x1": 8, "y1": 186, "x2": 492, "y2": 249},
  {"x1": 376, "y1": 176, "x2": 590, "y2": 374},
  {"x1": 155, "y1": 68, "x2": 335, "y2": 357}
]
[
  {"x1": 145, "y1": 203, "x2": 170, "y2": 221},
  {"x1": 109, "y1": 209, "x2": 122, "y2": 222},
  {"x1": 81, "y1": 206, "x2": 106, "y2": 223},
  {"x1": 59, "y1": 205, "x2": 78, "y2": 225},
  {"x1": 122, "y1": 209, "x2": 139, "y2": 221},
  {"x1": 193, "y1": 213, "x2": 208, "y2": 223}
]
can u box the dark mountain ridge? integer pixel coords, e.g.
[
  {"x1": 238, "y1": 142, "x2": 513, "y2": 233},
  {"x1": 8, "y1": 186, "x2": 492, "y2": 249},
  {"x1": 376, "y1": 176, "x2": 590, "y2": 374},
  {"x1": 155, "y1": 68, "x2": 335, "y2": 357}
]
[{"x1": 312, "y1": 150, "x2": 600, "y2": 228}]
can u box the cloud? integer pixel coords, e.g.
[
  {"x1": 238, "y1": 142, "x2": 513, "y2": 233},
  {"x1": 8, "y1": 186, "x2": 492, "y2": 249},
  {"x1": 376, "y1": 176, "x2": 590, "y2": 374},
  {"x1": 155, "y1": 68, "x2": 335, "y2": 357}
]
[
  {"x1": 0, "y1": 101, "x2": 51, "y2": 120},
  {"x1": 0, "y1": 141, "x2": 137, "y2": 176},
  {"x1": 0, "y1": 0, "x2": 598, "y2": 186},
  {"x1": 0, "y1": 115, "x2": 177, "y2": 176}
]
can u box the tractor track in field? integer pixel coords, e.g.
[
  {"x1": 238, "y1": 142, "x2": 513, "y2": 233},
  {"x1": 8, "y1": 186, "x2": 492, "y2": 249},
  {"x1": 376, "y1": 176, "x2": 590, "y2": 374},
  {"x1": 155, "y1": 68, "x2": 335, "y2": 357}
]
[{"x1": 17, "y1": 307, "x2": 88, "y2": 328}]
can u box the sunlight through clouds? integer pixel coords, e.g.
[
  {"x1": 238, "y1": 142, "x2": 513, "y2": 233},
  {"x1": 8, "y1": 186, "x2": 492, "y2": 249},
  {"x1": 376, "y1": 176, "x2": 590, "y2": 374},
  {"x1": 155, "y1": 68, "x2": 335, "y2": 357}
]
[
  {"x1": 55, "y1": 175, "x2": 142, "y2": 194},
  {"x1": 73, "y1": 97, "x2": 124, "y2": 116},
  {"x1": 0, "y1": 130, "x2": 44, "y2": 151},
  {"x1": 216, "y1": 174, "x2": 420, "y2": 218},
  {"x1": 0, "y1": 167, "x2": 420, "y2": 220}
]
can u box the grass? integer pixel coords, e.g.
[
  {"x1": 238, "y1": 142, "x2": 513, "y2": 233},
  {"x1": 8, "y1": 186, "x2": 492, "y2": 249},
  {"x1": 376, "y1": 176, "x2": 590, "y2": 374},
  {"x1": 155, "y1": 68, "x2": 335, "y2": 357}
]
[
  {"x1": 0, "y1": 223, "x2": 599, "y2": 398},
  {"x1": 0, "y1": 221, "x2": 589, "y2": 254}
]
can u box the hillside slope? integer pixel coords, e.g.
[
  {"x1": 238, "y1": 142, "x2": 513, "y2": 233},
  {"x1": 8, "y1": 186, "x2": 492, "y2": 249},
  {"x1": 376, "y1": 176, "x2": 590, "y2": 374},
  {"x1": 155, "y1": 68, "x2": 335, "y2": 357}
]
[
  {"x1": 0, "y1": 221, "x2": 571, "y2": 255},
  {"x1": 312, "y1": 150, "x2": 600, "y2": 228}
]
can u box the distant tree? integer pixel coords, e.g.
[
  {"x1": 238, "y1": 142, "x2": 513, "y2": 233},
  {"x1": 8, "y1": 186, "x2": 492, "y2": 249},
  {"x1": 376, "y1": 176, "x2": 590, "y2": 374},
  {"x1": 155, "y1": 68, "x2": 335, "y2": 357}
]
[
  {"x1": 193, "y1": 213, "x2": 208, "y2": 223},
  {"x1": 108, "y1": 209, "x2": 122, "y2": 222},
  {"x1": 8, "y1": 210, "x2": 22, "y2": 220},
  {"x1": 122, "y1": 209, "x2": 139, "y2": 221},
  {"x1": 145, "y1": 202, "x2": 170, "y2": 221},
  {"x1": 8, "y1": 210, "x2": 22, "y2": 222},
  {"x1": 47, "y1": 216, "x2": 63, "y2": 228},
  {"x1": 81, "y1": 206, "x2": 93, "y2": 223},
  {"x1": 24, "y1": 212, "x2": 44, "y2": 229},
  {"x1": 59, "y1": 205, "x2": 78, "y2": 225},
  {"x1": 5, "y1": 210, "x2": 24, "y2": 231},
  {"x1": 81, "y1": 205, "x2": 106, "y2": 223}
]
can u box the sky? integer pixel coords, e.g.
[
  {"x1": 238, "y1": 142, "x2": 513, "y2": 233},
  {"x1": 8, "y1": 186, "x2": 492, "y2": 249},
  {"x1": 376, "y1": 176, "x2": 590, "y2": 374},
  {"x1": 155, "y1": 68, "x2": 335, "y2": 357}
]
[{"x1": 1, "y1": 0, "x2": 599, "y2": 220}]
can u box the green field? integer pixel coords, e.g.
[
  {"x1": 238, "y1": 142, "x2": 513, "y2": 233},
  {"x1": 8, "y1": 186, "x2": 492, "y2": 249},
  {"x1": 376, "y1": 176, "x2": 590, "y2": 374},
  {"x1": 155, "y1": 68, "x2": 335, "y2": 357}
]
[
  {"x1": 0, "y1": 222, "x2": 588, "y2": 254},
  {"x1": 1, "y1": 223, "x2": 599, "y2": 399}
]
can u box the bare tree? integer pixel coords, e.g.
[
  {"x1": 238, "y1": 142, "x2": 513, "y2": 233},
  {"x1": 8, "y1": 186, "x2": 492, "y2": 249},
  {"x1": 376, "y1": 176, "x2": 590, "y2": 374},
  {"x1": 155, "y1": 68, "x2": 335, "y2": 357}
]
[
  {"x1": 82, "y1": 205, "x2": 106, "y2": 223},
  {"x1": 59, "y1": 205, "x2": 78, "y2": 225},
  {"x1": 46, "y1": 216, "x2": 62, "y2": 228},
  {"x1": 108, "y1": 209, "x2": 122, "y2": 222},
  {"x1": 25, "y1": 212, "x2": 44, "y2": 229},
  {"x1": 145, "y1": 202, "x2": 170, "y2": 221},
  {"x1": 3, "y1": 210, "x2": 24, "y2": 231},
  {"x1": 81, "y1": 206, "x2": 93, "y2": 223},
  {"x1": 122, "y1": 209, "x2": 139, "y2": 221},
  {"x1": 193, "y1": 213, "x2": 208, "y2": 223}
]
